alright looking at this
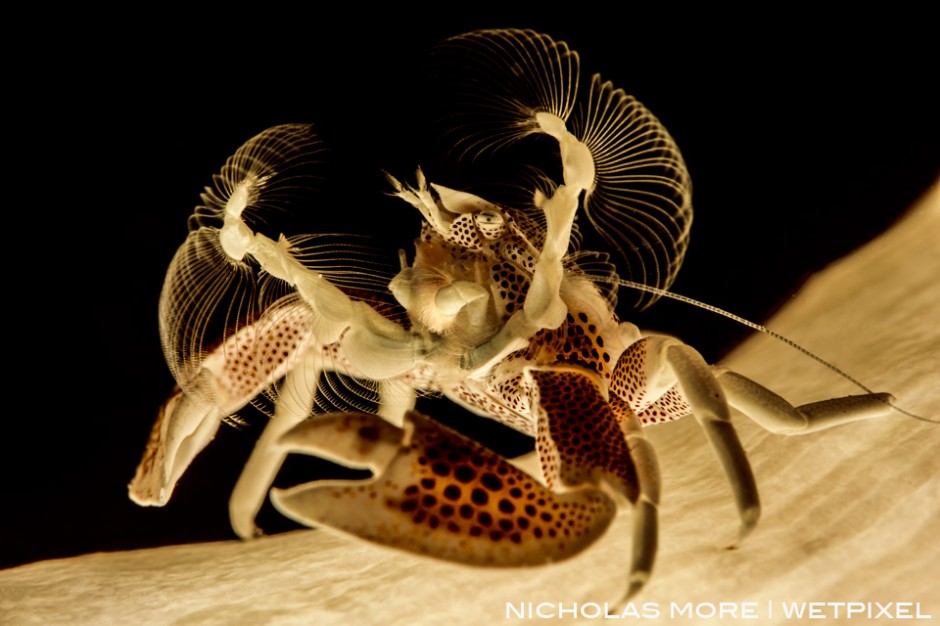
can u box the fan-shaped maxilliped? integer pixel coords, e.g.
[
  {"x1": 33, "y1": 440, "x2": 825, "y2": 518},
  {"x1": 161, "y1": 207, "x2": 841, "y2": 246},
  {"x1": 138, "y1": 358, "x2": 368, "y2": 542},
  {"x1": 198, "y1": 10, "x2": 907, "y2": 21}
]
[{"x1": 430, "y1": 29, "x2": 691, "y2": 310}]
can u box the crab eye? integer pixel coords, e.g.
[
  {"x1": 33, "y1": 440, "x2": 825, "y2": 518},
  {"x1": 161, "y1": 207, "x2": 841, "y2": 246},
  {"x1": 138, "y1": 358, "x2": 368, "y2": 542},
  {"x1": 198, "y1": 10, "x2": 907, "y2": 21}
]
[{"x1": 474, "y1": 210, "x2": 505, "y2": 239}]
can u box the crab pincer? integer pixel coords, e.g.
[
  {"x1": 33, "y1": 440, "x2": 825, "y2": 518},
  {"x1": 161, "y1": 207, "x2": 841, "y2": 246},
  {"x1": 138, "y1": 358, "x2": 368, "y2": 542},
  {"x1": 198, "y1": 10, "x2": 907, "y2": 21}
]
[{"x1": 271, "y1": 411, "x2": 619, "y2": 567}]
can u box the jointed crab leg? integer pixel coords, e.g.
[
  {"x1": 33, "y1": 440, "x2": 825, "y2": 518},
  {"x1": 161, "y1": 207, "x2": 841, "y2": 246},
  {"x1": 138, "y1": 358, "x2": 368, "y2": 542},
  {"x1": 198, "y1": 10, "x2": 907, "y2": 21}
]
[
  {"x1": 604, "y1": 332, "x2": 898, "y2": 554},
  {"x1": 715, "y1": 369, "x2": 895, "y2": 435},
  {"x1": 611, "y1": 336, "x2": 760, "y2": 539},
  {"x1": 670, "y1": 343, "x2": 762, "y2": 541},
  {"x1": 229, "y1": 345, "x2": 420, "y2": 538},
  {"x1": 229, "y1": 350, "x2": 323, "y2": 538}
]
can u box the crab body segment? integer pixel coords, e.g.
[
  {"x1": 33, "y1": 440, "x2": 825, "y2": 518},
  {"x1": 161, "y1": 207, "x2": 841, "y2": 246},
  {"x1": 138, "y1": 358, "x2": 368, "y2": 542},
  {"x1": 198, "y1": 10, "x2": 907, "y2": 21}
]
[{"x1": 129, "y1": 30, "x2": 894, "y2": 600}]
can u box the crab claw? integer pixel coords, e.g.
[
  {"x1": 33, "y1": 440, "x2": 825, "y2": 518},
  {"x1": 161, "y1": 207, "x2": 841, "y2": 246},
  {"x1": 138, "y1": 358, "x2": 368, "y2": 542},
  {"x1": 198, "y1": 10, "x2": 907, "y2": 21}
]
[
  {"x1": 270, "y1": 411, "x2": 617, "y2": 566},
  {"x1": 526, "y1": 364, "x2": 661, "y2": 600},
  {"x1": 128, "y1": 383, "x2": 223, "y2": 506}
]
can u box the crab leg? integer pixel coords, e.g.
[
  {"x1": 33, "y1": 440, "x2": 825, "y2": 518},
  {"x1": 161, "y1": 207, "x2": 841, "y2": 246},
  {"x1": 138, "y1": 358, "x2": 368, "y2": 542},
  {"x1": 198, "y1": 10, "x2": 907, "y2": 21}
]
[
  {"x1": 376, "y1": 379, "x2": 417, "y2": 428},
  {"x1": 229, "y1": 349, "x2": 323, "y2": 538},
  {"x1": 645, "y1": 337, "x2": 761, "y2": 542},
  {"x1": 230, "y1": 358, "x2": 421, "y2": 538},
  {"x1": 714, "y1": 368, "x2": 895, "y2": 435},
  {"x1": 271, "y1": 411, "x2": 617, "y2": 566}
]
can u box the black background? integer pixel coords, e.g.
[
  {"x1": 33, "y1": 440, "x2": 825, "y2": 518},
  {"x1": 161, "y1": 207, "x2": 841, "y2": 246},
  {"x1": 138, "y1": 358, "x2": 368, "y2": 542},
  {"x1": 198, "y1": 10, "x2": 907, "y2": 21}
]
[{"x1": 5, "y1": 10, "x2": 937, "y2": 569}]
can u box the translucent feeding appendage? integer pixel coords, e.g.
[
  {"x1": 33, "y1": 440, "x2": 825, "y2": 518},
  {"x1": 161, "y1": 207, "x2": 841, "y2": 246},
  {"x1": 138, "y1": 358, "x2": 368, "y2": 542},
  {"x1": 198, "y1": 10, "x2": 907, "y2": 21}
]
[{"x1": 431, "y1": 29, "x2": 692, "y2": 310}]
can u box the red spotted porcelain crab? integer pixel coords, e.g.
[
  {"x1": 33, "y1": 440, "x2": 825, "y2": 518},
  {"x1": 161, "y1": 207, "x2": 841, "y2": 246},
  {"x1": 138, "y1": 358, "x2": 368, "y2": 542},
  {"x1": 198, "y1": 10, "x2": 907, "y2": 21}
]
[{"x1": 129, "y1": 29, "x2": 895, "y2": 599}]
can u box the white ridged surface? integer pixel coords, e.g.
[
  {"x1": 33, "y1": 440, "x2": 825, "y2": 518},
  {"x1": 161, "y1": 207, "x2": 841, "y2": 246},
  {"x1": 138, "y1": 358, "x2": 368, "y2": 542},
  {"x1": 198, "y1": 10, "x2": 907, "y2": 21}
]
[{"x1": 2, "y1": 184, "x2": 937, "y2": 625}]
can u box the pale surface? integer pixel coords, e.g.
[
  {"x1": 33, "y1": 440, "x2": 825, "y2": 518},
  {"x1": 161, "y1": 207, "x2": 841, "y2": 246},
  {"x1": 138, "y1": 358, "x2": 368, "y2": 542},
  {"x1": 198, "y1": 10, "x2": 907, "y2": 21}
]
[{"x1": 2, "y1": 185, "x2": 938, "y2": 625}]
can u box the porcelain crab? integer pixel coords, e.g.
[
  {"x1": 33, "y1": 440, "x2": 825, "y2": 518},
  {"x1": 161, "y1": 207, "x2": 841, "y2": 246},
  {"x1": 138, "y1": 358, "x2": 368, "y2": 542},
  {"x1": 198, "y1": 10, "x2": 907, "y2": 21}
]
[{"x1": 129, "y1": 29, "x2": 893, "y2": 600}]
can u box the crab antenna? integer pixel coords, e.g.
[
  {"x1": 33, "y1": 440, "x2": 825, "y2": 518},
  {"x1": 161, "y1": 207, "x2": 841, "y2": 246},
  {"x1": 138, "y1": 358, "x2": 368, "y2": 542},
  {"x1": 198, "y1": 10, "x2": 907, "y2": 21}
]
[{"x1": 599, "y1": 277, "x2": 937, "y2": 425}]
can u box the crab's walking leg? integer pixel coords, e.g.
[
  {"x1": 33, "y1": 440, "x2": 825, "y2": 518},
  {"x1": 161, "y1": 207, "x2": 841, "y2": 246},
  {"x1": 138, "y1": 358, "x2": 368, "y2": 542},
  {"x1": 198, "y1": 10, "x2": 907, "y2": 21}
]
[
  {"x1": 229, "y1": 350, "x2": 322, "y2": 538},
  {"x1": 611, "y1": 396, "x2": 662, "y2": 599},
  {"x1": 223, "y1": 319, "x2": 419, "y2": 537},
  {"x1": 527, "y1": 365, "x2": 660, "y2": 600},
  {"x1": 377, "y1": 379, "x2": 417, "y2": 428},
  {"x1": 220, "y1": 229, "x2": 422, "y2": 537},
  {"x1": 714, "y1": 368, "x2": 895, "y2": 435},
  {"x1": 648, "y1": 337, "x2": 762, "y2": 542},
  {"x1": 271, "y1": 411, "x2": 617, "y2": 566},
  {"x1": 231, "y1": 362, "x2": 418, "y2": 538}
]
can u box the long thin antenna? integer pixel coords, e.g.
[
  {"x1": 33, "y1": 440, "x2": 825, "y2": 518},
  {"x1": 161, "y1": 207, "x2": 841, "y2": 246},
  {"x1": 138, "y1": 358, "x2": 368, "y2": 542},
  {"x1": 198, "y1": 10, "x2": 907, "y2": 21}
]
[{"x1": 603, "y1": 278, "x2": 936, "y2": 425}]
